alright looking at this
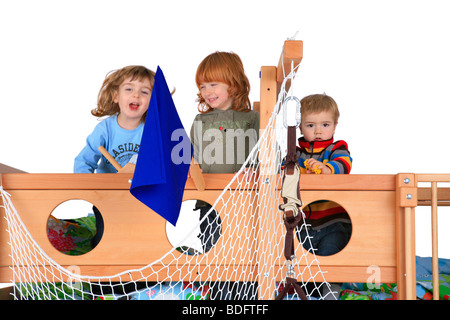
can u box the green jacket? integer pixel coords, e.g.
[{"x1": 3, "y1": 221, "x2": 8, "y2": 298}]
[{"x1": 190, "y1": 108, "x2": 260, "y2": 173}]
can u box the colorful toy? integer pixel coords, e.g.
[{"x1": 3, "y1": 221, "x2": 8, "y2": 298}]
[{"x1": 304, "y1": 160, "x2": 321, "y2": 174}]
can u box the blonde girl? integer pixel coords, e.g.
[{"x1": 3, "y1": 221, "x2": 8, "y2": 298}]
[{"x1": 75, "y1": 65, "x2": 156, "y2": 173}]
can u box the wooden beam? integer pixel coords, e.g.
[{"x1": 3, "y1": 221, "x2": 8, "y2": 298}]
[
  {"x1": 395, "y1": 173, "x2": 417, "y2": 300},
  {"x1": 0, "y1": 163, "x2": 26, "y2": 173},
  {"x1": 257, "y1": 65, "x2": 279, "y2": 299},
  {"x1": 276, "y1": 40, "x2": 303, "y2": 91},
  {"x1": 418, "y1": 187, "x2": 450, "y2": 206},
  {"x1": 0, "y1": 173, "x2": 396, "y2": 191}
]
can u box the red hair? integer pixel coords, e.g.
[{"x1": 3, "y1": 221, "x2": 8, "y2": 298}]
[{"x1": 195, "y1": 51, "x2": 251, "y2": 113}]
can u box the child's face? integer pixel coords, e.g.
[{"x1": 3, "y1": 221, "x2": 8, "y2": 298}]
[
  {"x1": 199, "y1": 82, "x2": 233, "y2": 111},
  {"x1": 300, "y1": 111, "x2": 337, "y2": 142},
  {"x1": 114, "y1": 77, "x2": 152, "y2": 128}
]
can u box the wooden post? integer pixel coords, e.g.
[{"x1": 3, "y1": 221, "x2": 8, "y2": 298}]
[
  {"x1": 257, "y1": 65, "x2": 278, "y2": 300},
  {"x1": 276, "y1": 40, "x2": 303, "y2": 93},
  {"x1": 396, "y1": 173, "x2": 417, "y2": 300},
  {"x1": 431, "y1": 181, "x2": 439, "y2": 300},
  {"x1": 257, "y1": 40, "x2": 303, "y2": 300}
]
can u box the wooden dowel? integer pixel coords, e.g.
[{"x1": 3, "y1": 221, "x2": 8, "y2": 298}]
[
  {"x1": 98, "y1": 146, "x2": 122, "y2": 171},
  {"x1": 189, "y1": 159, "x2": 205, "y2": 191},
  {"x1": 431, "y1": 182, "x2": 439, "y2": 300},
  {"x1": 404, "y1": 207, "x2": 415, "y2": 300}
]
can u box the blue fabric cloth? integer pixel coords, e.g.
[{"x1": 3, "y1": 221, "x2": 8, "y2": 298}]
[{"x1": 130, "y1": 67, "x2": 192, "y2": 226}]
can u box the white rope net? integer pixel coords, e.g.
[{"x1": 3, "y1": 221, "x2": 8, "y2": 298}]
[{"x1": 1, "y1": 62, "x2": 334, "y2": 300}]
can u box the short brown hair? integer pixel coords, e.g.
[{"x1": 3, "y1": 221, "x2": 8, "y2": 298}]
[
  {"x1": 300, "y1": 94, "x2": 340, "y2": 123},
  {"x1": 195, "y1": 51, "x2": 251, "y2": 113},
  {"x1": 92, "y1": 65, "x2": 156, "y2": 122}
]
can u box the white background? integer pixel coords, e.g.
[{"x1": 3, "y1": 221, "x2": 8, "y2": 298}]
[{"x1": 1, "y1": 1, "x2": 449, "y2": 259}]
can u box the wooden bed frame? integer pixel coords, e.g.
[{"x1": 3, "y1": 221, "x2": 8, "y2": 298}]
[{"x1": 1, "y1": 41, "x2": 448, "y2": 300}]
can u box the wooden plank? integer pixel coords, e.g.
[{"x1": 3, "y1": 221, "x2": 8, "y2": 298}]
[
  {"x1": 1, "y1": 173, "x2": 134, "y2": 190},
  {"x1": 1, "y1": 173, "x2": 396, "y2": 191},
  {"x1": 416, "y1": 174, "x2": 450, "y2": 182},
  {"x1": 1, "y1": 264, "x2": 397, "y2": 284},
  {"x1": 298, "y1": 190, "x2": 398, "y2": 267},
  {"x1": 0, "y1": 173, "x2": 235, "y2": 191},
  {"x1": 257, "y1": 65, "x2": 279, "y2": 300},
  {"x1": 418, "y1": 187, "x2": 450, "y2": 206},
  {"x1": 299, "y1": 174, "x2": 395, "y2": 191},
  {"x1": 276, "y1": 40, "x2": 303, "y2": 85},
  {"x1": 291, "y1": 266, "x2": 397, "y2": 284},
  {"x1": 0, "y1": 163, "x2": 26, "y2": 173}
]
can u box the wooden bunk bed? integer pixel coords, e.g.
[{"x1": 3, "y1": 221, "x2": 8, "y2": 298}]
[{"x1": 1, "y1": 40, "x2": 448, "y2": 300}]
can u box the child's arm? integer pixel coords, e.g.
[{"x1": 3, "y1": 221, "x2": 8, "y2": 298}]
[
  {"x1": 325, "y1": 140, "x2": 352, "y2": 174},
  {"x1": 74, "y1": 125, "x2": 107, "y2": 173},
  {"x1": 74, "y1": 141, "x2": 103, "y2": 173}
]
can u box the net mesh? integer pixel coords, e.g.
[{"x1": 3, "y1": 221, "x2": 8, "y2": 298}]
[{"x1": 1, "y1": 63, "x2": 335, "y2": 300}]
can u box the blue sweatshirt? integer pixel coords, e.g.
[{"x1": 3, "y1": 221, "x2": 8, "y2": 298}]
[{"x1": 74, "y1": 114, "x2": 143, "y2": 173}]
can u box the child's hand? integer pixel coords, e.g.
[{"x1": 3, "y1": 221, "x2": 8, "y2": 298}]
[{"x1": 304, "y1": 159, "x2": 331, "y2": 174}]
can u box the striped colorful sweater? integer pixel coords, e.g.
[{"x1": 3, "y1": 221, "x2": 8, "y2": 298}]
[
  {"x1": 302, "y1": 199, "x2": 351, "y2": 229},
  {"x1": 296, "y1": 137, "x2": 352, "y2": 174},
  {"x1": 297, "y1": 136, "x2": 353, "y2": 228}
]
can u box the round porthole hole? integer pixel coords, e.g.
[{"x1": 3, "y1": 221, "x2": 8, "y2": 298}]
[
  {"x1": 166, "y1": 200, "x2": 222, "y2": 255},
  {"x1": 297, "y1": 200, "x2": 352, "y2": 257},
  {"x1": 47, "y1": 200, "x2": 103, "y2": 256}
]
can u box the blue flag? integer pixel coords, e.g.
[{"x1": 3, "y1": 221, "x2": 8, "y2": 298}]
[{"x1": 130, "y1": 66, "x2": 192, "y2": 226}]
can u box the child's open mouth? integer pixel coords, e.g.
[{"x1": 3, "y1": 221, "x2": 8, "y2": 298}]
[{"x1": 129, "y1": 102, "x2": 140, "y2": 111}]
